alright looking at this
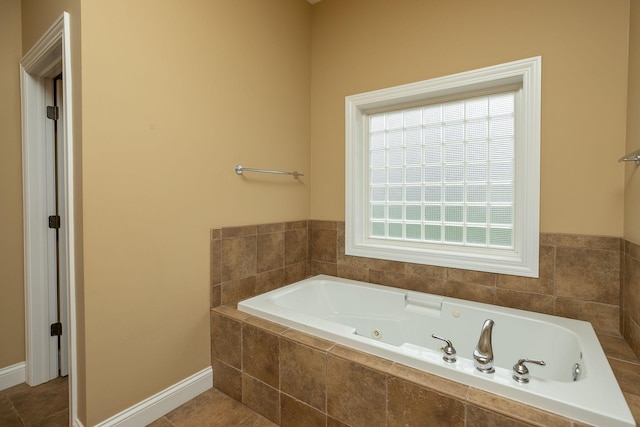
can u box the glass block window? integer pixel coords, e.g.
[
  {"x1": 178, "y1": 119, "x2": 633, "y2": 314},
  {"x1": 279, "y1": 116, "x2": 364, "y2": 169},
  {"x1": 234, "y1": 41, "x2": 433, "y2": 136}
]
[
  {"x1": 368, "y1": 93, "x2": 515, "y2": 248},
  {"x1": 345, "y1": 57, "x2": 541, "y2": 278}
]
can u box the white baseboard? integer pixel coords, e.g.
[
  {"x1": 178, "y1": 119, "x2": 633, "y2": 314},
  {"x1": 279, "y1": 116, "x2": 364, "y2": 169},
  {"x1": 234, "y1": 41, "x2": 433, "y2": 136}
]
[
  {"x1": 0, "y1": 362, "x2": 26, "y2": 391},
  {"x1": 94, "y1": 366, "x2": 213, "y2": 427}
]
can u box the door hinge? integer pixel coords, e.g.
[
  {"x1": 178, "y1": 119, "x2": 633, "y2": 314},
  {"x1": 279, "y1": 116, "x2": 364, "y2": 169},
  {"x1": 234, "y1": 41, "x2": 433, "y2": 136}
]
[
  {"x1": 46, "y1": 106, "x2": 59, "y2": 120},
  {"x1": 48, "y1": 215, "x2": 60, "y2": 229},
  {"x1": 50, "y1": 322, "x2": 62, "y2": 337}
]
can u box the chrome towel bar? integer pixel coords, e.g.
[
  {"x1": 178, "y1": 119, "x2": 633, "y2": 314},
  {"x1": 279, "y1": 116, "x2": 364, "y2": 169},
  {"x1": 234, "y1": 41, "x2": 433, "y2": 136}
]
[
  {"x1": 235, "y1": 165, "x2": 303, "y2": 180},
  {"x1": 618, "y1": 149, "x2": 640, "y2": 166}
]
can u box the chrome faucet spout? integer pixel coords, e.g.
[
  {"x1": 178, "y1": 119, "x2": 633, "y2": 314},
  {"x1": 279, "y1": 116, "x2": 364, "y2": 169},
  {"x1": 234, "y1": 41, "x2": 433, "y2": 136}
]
[{"x1": 473, "y1": 319, "x2": 495, "y2": 373}]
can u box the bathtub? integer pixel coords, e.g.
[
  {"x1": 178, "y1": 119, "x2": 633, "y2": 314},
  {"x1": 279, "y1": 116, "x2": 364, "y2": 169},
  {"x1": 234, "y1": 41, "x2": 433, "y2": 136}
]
[{"x1": 238, "y1": 275, "x2": 636, "y2": 427}]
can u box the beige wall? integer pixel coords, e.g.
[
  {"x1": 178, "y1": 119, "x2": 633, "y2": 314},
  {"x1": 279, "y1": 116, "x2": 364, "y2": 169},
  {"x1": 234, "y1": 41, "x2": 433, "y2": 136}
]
[
  {"x1": 0, "y1": 0, "x2": 25, "y2": 370},
  {"x1": 310, "y1": 0, "x2": 630, "y2": 237},
  {"x1": 625, "y1": 0, "x2": 640, "y2": 244},
  {"x1": 79, "y1": 0, "x2": 310, "y2": 424}
]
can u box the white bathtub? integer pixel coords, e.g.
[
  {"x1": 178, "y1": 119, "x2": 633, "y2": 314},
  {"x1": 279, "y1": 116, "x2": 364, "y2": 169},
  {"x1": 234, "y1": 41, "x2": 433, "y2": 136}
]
[{"x1": 238, "y1": 275, "x2": 635, "y2": 427}]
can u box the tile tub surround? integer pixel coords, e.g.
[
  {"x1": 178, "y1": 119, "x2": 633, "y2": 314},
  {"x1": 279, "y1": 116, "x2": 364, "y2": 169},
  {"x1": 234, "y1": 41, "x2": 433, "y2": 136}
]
[
  {"x1": 210, "y1": 221, "x2": 640, "y2": 424},
  {"x1": 210, "y1": 221, "x2": 310, "y2": 308},
  {"x1": 211, "y1": 221, "x2": 627, "y2": 336},
  {"x1": 211, "y1": 305, "x2": 640, "y2": 426},
  {"x1": 623, "y1": 240, "x2": 640, "y2": 359}
]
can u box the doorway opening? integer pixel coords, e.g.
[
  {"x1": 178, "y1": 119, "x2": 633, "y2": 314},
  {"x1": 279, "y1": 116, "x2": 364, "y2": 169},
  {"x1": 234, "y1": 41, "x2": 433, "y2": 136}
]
[{"x1": 20, "y1": 11, "x2": 77, "y2": 425}]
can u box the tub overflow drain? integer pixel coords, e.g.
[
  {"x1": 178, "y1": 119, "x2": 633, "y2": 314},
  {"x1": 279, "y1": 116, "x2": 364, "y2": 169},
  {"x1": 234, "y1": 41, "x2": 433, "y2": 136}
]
[{"x1": 371, "y1": 329, "x2": 383, "y2": 340}]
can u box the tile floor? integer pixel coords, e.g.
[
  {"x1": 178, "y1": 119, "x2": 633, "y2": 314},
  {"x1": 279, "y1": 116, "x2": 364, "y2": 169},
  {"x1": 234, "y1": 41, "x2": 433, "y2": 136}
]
[
  {"x1": 0, "y1": 376, "x2": 68, "y2": 426},
  {"x1": 147, "y1": 388, "x2": 275, "y2": 427},
  {"x1": 0, "y1": 376, "x2": 274, "y2": 427}
]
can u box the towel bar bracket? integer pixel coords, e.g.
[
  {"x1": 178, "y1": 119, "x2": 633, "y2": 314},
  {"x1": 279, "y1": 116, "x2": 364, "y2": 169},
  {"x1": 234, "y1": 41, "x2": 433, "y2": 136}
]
[
  {"x1": 619, "y1": 149, "x2": 640, "y2": 166},
  {"x1": 235, "y1": 165, "x2": 303, "y2": 180}
]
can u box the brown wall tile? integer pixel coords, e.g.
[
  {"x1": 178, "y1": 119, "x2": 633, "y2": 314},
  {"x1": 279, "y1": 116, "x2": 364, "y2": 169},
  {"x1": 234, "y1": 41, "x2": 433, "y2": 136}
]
[
  {"x1": 467, "y1": 388, "x2": 571, "y2": 426},
  {"x1": 628, "y1": 240, "x2": 640, "y2": 260},
  {"x1": 402, "y1": 273, "x2": 447, "y2": 295},
  {"x1": 258, "y1": 222, "x2": 285, "y2": 234},
  {"x1": 387, "y1": 378, "x2": 465, "y2": 427},
  {"x1": 210, "y1": 284, "x2": 221, "y2": 309},
  {"x1": 367, "y1": 258, "x2": 405, "y2": 273},
  {"x1": 336, "y1": 264, "x2": 369, "y2": 282},
  {"x1": 404, "y1": 263, "x2": 447, "y2": 280},
  {"x1": 281, "y1": 329, "x2": 335, "y2": 352},
  {"x1": 447, "y1": 281, "x2": 495, "y2": 304},
  {"x1": 214, "y1": 305, "x2": 252, "y2": 321},
  {"x1": 597, "y1": 334, "x2": 639, "y2": 363},
  {"x1": 310, "y1": 228, "x2": 337, "y2": 263},
  {"x1": 212, "y1": 359, "x2": 242, "y2": 401},
  {"x1": 285, "y1": 228, "x2": 308, "y2": 265},
  {"x1": 279, "y1": 339, "x2": 327, "y2": 411},
  {"x1": 329, "y1": 345, "x2": 394, "y2": 374},
  {"x1": 495, "y1": 289, "x2": 554, "y2": 315},
  {"x1": 280, "y1": 394, "x2": 326, "y2": 427},
  {"x1": 624, "y1": 316, "x2": 640, "y2": 359},
  {"x1": 221, "y1": 235, "x2": 257, "y2": 282},
  {"x1": 242, "y1": 324, "x2": 280, "y2": 388},
  {"x1": 624, "y1": 392, "x2": 640, "y2": 425},
  {"x1": 222, "y1": 225, "x2": 257, "y2": 238},
  {"x1": 388, "y1": 364, "x2": 468, "y2": 400},
  {"x1": 310, "y1": 260, "x2": 337, "y2": 276},
  {"x1": 221, "y1": 276, "x2": 256, "y2": 306},
  {"x1": 448, "y1": 268, "x2": 496, "y2": 287},
  {"x1": 609, "y1": 358, "x2": 640, "y2": 395},
  {"x1": 368, "y1": 269, "x2": 405, "y2": 288},
  {"x1": 256, "y1": 268, "x2": 285, "y2": 295},
  {"x1": 555, "y1": 298, "x2": 620, "y2": 336},
  {"x1": 496, "y1": 245, "x2": 555, "y2": 295},
  {"x1": 244, "y1": 316, "x2": 289, "y2": 335},
  {"x1": 309, "y1": 220, "x2": 337, "y2": 230},
  {"x1": 257, "y1": 231, "x2": 284, "y2": 273},
  {"x1": 327, "y1": 355, "x2": 386, "y2": 427},
  {"x1": 211, "y1": 311, "x2": 242, "y2": 369},
  {"x1": 624, "y1": 254, "x2": 640, "y2": 323},
  {"x1": 556, "y1": 234, "x2": 620, "y2": 251},
  {"x1": 465, "y1": 405, "x2": 532, "y2": 427},
  {"x1": 242, "y1": 375, "x2": 280, "y2": 424},
  {"x1": 284, "y1": 262, "x2": 308, "y2": 284},
  {"x1": 539, "y1": 233, "x2": 556, "y2": 246},
  {"x1": 336, "y1": 229, "x2": 346, "y2": 264},
  {"x1": 556, "y1": 247, "x2": 620, "y2": 304},
  {"x1": 285, "y1": 220, "x2": 308, "y2": 231},
  {"x1": 210, "y1": 238, "x2": 221, "y2": 286}
]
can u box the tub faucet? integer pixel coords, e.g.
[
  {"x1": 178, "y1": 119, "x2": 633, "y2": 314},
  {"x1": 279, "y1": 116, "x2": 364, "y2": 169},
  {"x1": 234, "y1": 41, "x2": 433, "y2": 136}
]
[{"x1": 473, "y1": 319, "x2": 495, "y2": 373}]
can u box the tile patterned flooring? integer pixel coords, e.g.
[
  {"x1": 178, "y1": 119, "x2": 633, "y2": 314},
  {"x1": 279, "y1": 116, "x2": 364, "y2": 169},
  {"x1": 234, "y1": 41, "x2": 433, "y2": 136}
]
[
  {"x1": 0, "y1": 376, "x2": 68, "y2": 426},
  {"x1": 147, "y1": 388, "x2": 275, "y2": 427},
  {"x1": 0, "y1": 376, "x2": 274, "y2": 427}
]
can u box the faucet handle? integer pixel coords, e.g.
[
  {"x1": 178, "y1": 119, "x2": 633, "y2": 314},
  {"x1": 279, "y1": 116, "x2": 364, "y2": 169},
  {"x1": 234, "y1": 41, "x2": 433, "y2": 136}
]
[
  {"x1": 512, "y1": 358, "x2": 546, "y2": 383},
  {"x1": 431, "y1": 334, "x2": 457, "y2": 363}
]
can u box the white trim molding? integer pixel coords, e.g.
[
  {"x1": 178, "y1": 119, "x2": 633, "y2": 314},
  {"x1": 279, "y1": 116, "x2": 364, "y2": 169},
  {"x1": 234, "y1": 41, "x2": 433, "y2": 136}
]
[
  {"x1": 94, "y1": 367, "x2": 213, "y2": 427},
  {"x1": 0, "y1": 362, "x2": 26, "y2": 391},
  {"x1": 21, "y1": 9, "x2": 78, "y2": 425}
]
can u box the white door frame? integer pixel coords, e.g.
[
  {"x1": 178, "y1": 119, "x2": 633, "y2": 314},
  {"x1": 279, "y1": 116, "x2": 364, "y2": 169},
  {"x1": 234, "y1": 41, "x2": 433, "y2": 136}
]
[{"x1": 20, "y1": 11, "x2": 78, "y2": 425}]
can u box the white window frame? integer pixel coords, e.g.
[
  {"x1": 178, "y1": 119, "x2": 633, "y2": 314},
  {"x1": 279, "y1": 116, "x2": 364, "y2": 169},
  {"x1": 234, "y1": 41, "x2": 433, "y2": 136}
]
[{"x1": 345, "y1": 57, "x2": 541, "y2": 278}]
